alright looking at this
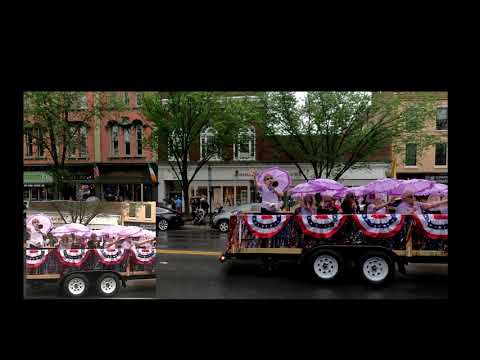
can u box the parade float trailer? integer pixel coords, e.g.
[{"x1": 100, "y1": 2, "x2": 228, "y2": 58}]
[
  {"x1": 221, "y1": 213, "x2": 448, "y2": 286},
  {"x1": 25, "y1": 211, "x2": 157, "y2": 297}
]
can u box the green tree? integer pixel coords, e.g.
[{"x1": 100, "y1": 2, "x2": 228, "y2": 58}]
[
  {"x1": 142, "y1": 92, "x2": 255, "y2": 217},
  {"x1": 23, "y1": 92, "x2": 126, "y2": 199},
  {"x1": 255, "y1": 91, "x2": 439, "y2": 181}
]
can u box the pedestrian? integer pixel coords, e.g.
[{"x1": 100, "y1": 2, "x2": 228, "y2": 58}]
[{"x1": 175, "y1": 196, "x2": 182, "y2": 213}]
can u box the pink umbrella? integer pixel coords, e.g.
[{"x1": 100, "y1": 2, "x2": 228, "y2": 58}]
[
  {"x1": 310, "y1": 178, "x2": 345, "y2": 191},
  {"x1": 256, "y1": 167, "x2": 293, "y2": 192},
  {"x1": 364, "y1": 178, "x2": 399, "y2": 194},
  {"x1": 415, "y1": 183, "x2": 448, "y2": 196},
  {"x1": 389, "y1": 179, "x2": 435, "y2": 196},
  {"x1": 26, "y1": 214, "x2": 53, "y2": 235},
  {"x1": 336, "y1": 186, "x2": 368, "y2": 198},
  {"x1": 289, "y1": 182, "x2": 319, "y2": 198},
  {"x1": 117, "y1": 226, "x2": 144, "y2": 238},
  {"x1": 51, "y1": 223, "x2": 92, "y2": 238}
]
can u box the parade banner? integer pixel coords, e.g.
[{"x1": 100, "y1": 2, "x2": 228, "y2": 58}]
[
  {"x1": 25, "y1": 249, "x2": 50, "y2": 269},
  {"x1": 353, "y1": 214, "x2": 405, "y2": 238},
  {"x1": 56, "y1": 248, "x2": 91, "y2": 267},
  {"x1": 296, "y1": 214, "x2": 347, "y2": 239},
  {"x1": 130, "y1": 247, "x2": 156, "y2": 265},
  {"x1": 243, "y1": 214, "x2": 291, "y2": 238},
  {"x1": 414, "y1": 213, "x2": 448, "y2": 239},
  {"x1": 95, "y1": 247, "x2": 127, "y2": 265}
]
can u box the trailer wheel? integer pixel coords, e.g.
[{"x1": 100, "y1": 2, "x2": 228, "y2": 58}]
[
  {"x1": 96, "y1": 273, "x2": 120, "y2": 297},
  {"x1": 358, "y1": 251, "x2": 394, "y2": 286},
  {"x1": 308, "y1": 250, "x2": 343, "y2": 282},
  {"x1": 63, "y1": 273, "x2": 89, "y2": 297}
]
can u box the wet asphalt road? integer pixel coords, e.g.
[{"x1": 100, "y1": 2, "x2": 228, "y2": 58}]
[
  {"x1": 155, "y1": 226, "x2": 448, "y2": 299},
  {"x1": 24, "y1": 225, "x2": 448, "y2": 299}
]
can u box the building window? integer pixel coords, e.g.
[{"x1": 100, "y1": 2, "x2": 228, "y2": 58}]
[
  {"x1": 36, "y1": 128, "x2": 44, "y2": 157},
  {"x1": 136, "y1": 124, "x2": 143, "y2": 156},
  {"x1": 136, "y1": 92, "x2": 143, "y2": 107},
  {"x1": 123, "y1": 92, "x2": 130, "y2": 106},
  {"x1": 200, "y1": 127, "x2": 219, "y2": 160},
  {"x1": 124, "y1": 127, "x2": 131, "y2": 156},
  {"x1": 79, "y1": 126, "x2": 87, "y2": 157},
  {"x1": 111, "y1": 125, "x2": 119, "y2": 157},
  {"x1": 405, "y1": 143, "x2": 417, "y2": 166},
  {"x1": 436, "y1": 107, "x2": 448, "y2": 130},
  {"x1": 234, "y1": 126, "x2": 256, "y2": 160},
  {"x1": 25, "y1": 128, "x2": 33, "y2": 157},
  {"x1": 435, "y1": 143, "x2": 447, "y2": 166}
]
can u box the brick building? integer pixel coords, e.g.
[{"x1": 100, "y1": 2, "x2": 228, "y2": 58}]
[{"x1": 23, "y1": 92, "x2": 158, "y2": 202}]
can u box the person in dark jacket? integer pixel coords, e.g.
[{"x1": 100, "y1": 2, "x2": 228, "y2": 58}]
[{"x1": 341, "y1": 192, "x2": 359, "y2": 214}]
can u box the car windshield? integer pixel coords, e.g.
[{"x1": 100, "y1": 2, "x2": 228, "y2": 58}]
[
  {"x1": 233, "y1": 204, "x2": 253, "y2": 213},
  {"x1": 157, "y1": 207, "x2": 171, "y2": 214}
]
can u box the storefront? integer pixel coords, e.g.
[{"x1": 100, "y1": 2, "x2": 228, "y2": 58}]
[
  {"x1": 95, "y1": 164, "x2": 157, "y2": 202},
  {"x1": 158, "y1": 162, "x2": 390, "y2": 212},
  {"x1": 23, "y1": 171, "x2": 54, "y2": 201}
]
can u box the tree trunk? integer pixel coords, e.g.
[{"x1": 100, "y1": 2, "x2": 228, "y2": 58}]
[{"x1": 182, "y1": 183, "x2": 190, "y2": 219}]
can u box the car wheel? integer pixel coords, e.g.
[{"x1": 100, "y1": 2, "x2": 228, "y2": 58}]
[
  {"x1": 358, "y1": 251, "x2": 394, "y2": 286},
  {"x1": 63, "y1": 273, "x2": 89, "y2": 297},
  {"x1": 157, "y1": 219, "x2": 169, "y2": 231},
  {"x1": 96, "y1": 273, "x2": 120, "y2": 297},
  {"x1": 218, "y1": 220, "x2": 229, "y2": 233},
  {"x1": 308, "y1": 250, "x2": 344, "y2": 283}
]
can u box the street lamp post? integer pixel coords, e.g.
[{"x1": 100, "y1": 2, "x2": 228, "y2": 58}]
[{"x1": 208, "y1": 164, "x2": 212, "y2": 225}]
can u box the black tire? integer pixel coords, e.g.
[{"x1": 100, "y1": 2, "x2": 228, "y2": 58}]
[
  {"x1": 358, "y1": 251, "x2": 395, "y2": 286},
  {"x1": 96, "y1": 273, "x2": 120, "y2": 297},
  {"x1": 307, "y1": 249, "x2": 344, "y2": 283},
  {"x1": 157, "y1": 219, "x2": 169, "y2": 231},
  {"x1": 218, "y1": 219, "x2": 229, "y2": 233},
  {"x1": 63, "y1": 273, "x2": 90, "y2": 297}
]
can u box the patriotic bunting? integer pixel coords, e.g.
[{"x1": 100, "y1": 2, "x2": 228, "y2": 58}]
[
  {"x1": 25, "y1": 248, "x2": 50, "y2": 269},
  {"x1": 353, "y1": 214, "x2": 404, "y2": 238},
  {"x1": 95, "y1": 247, "x2": 127, "y2": 265},
  {"x1": 56, "y1": 248, "x2": 91, "y2": 267},
  {"x1": 296, "y1": 214, "x2": 347, "y2": 239},
  {"x1": 130, "y1": 247, "x2": 156, "y2": 265},
  {"x1": 414, "y1": 213, "x2": 448, "y2": 239},
  {"x1": 243, "y1": 214, "x2": 291, "y2": 238}
]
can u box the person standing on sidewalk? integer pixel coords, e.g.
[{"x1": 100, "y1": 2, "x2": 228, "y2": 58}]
[{"x1": 175, "y1": 196, "x2": 182, "y2": 214}]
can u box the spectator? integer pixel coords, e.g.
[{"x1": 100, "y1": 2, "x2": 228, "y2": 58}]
[{"x1": 175, "y1": 196, "x2": 183, "y2": 213}]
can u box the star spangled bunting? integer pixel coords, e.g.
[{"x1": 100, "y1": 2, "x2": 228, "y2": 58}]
[
  {"x1": 414, "y1": 213, "x2": 448, "y2": 239},
  {"x1": 243, "y1": 214, "x2": 291, "y2": 238},
  {"x1": 353, "y1": 214, "x2": 405, "y2": 238},
  {"x1": 296, "y1": 214, "x2": 346, "y2": 239}
]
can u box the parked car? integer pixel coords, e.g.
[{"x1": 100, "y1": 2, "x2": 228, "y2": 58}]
[
  {"x1": 211, "y1": 203, "x2": 261, "y2": 233},
  {"x1": 156, "y1": 206, "x2": 184, "y2": 231}
]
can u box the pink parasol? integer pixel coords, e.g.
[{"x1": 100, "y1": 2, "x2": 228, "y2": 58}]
[
  {"x1": 289, "y1": 182, "x2": 319, "y2": 198},
  {"x1": 51, "y1": 223, "x2": 92, "y2": 238},
  {"x1": 26, "y1": 214, "x2": 53, "y2": 235},
  {"x1": 364, "y1": 178, "x2": 399, "y2": 194},
  {"x1": 415, "y1": 183, "x2": 448, "y2": 196},
  {"x1": 335, "y1": 186, "x2": 368, "y2": 198},
  {"x1": 389, "y1": 179, "x2": 435, "y2": 196},
  {"x1": 256, "y1": 167, "x2": 293, "y2": 192},
  {"x1": 309, "y1": 178, "x2": 345, "y2": 192}
]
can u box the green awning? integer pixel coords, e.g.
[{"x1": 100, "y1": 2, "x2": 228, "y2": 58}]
[{"x1": 24, "y1": 171, "x2": 54, "y2": 184}]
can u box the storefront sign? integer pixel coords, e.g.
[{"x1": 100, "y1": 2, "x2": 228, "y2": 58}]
[{"x1": 24, "y1": 171, "x2": 53, "y2": 184}]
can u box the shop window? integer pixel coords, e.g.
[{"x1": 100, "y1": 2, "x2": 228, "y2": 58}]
[
  {"x1": 223, "y1": 187, "x2": 235, "y2": 207},
  {"x1": 136, "y1": 124, "x2": 143, "y2": 156},
  {"x1": 200, "y1": 127, "x2": 220, "y2": 160},
  {"x1": 79, "y1": 126, "x2": 87, "y2": 157},
  {"x1": 436, "y1": 107, "x2": 448, "y2": 130},
  {"x1": 128, "y1": 204, "x2": 136, "y2": 217},
  {"x1": 435, "y1": 143, "x2": 447, "y2": 166},
  {"x1": 405, "y1": 143, "x2": 417, "y2": 166},
  {"x1": 124, "y1": 127, "x2": 131, "y2": 156},
  {"x1": 25, "y1": 128, "x2": 33, "y2": 157},
  {"x1": 111, "y1": 125, "x2": 119, "y2": 157},
  {"x1": 24, "y1": 189, "x2": 30, "y2": 201},
  {"x1": 234, "y1": 126, "x2": 256, "y2": 160},
  {"x1": 236, "y1": 186, "x2": 248, "y2": 205},
  {"x1": 145, "y1": 203, "x2": 152, "y2": 219}
]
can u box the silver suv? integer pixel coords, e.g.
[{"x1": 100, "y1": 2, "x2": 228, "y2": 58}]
[{"x1": 211, "y1": 203, "x2": 261, "y2": 233}]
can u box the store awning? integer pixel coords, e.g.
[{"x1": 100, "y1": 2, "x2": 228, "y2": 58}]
[
  {"x1": 24, "y1": 171, "x2": 54, "y2": 185},
  {"x1": 95, "y1": 170, "x2": 150, "y2": 184}
]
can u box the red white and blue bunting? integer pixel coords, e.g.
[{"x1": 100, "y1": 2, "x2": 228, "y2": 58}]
[
  {"x1": 353, "y1": 214, "x2": 405, "y2": 238},
  {"x1": 56, "y1": 248, "x2": 91, "y2": 267},
  {"x1": 243, "y1": 214, "x2": 291, "y2": 238},
  {"x1": 296, "y1": 214, "x2": 347, "y2": 239},
  {"x1": 95, "y1": 247, "x2": 127, "y2": 265},
  {"x1": 130, "y1": 247, "x2": 156, "y2": 265},
  {"x1": 25, "y1": 249, "x2": 50, "y2": 269},
  {"x1": 414, "y1": 213, "x2": 448, "y2": 239}
]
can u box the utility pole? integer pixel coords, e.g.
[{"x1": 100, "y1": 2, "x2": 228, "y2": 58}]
[{"x1": 208, "y1": 164, "x2": 212, "y2": 224}]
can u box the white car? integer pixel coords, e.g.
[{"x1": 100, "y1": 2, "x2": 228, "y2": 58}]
[{"x1": 211, "y1": 203, "x2": 261, "y2": 233}]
